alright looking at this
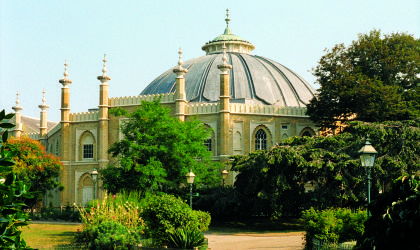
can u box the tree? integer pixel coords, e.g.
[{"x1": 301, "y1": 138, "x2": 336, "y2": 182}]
[
  {"x1": 230, "y1": 118, "x2": 420, "y2": 217},
  {"x1": 307, "y1": 30, "x2": 420, "y2": 132},
  {"x1": 0, "y1": 110, "x2": 33, "y2": 249},
  {"x1": 101, "y1": 99, "x2": 221, "y2": 194},
  {"x1": 5, "y1": 137, "x2": 63, "y2": 209}
]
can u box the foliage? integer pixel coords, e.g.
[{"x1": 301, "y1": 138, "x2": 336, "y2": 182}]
[
  {"x1": 89, "y1": 221, "x2": 142, "y2": 250},
  {"x1": 74, "y1": 192, "x2": 146, "y2": 248},
  {"x1": 5, "y1": 136, "x2": 63, "y2": 209},
  {"x1": 0, "y1": 110, "x2": 33, "y2": 249},
  {"x1": 101, "y1": 98, "x2": 221, "y2": 195},
  {"x1": 302, "y1": 207, "x2": 366, "y2": 250},
  {"x1": 30, "y1": 204, "x2": 80, "y2": 222},
  {"x1": 231, "y1": 119, "x2": 420, "y2": 217},
  {"x1": 166, "y1": 226, "x2": 206, "y2": 249},
  {"x1": 307, "y1": 30, "x2": 420, "y2": 132},
  {"x1": 194, "y1": 186, "x2": 250, "y2": 219},
  {"x1": 139, "y1": 193, "x2": 211, "y2": 247},
  {"x1": 357, "y1": 174, "x2": 420, "y2": 250}
]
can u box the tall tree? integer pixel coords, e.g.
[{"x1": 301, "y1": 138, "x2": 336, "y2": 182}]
[
  {"x1": 307, "y1": 30, "x2": 420, "y2": 132},
  {"x1": 5, "y1": 137, "x2": 63, "y2": 209},
  {"x1": 101, "y1": 99, "x2": 221, "y2": 194}
]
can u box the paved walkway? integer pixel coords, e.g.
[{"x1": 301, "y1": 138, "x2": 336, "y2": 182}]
[{"x1": 205, "y1": 232, "x2": 305, "y2": 250}]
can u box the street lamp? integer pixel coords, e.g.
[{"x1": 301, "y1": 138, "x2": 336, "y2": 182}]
[
  {"x1": 90, "y1": 168, "x2": 99, "y2": 201},
  {"x1": 358, "y1": 135, "x2": 377, "y2": 216},
  {"x1": 185, "y1": 169, "x2": 195, "y2": 209},
  {"x1": 222, "y1": 167, "x2": 228, "y2": 187}
]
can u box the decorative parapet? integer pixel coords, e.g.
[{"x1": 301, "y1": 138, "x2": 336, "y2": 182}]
[
  {"x1": 109, "y1": 93, "x2": 175, "y2": 107},
  {"x1": 47, "y1": 123, "x2": 61, "y2": 136},
  {"x1": 229, "y1": 103, "x2": 308, "y2": 116},
  {"x1": 185, "y1": 103, "x2": 220, "y2": 115},
  {"x1": 27, "y1": 133, "x2": 40, "y2": 140},
  {"x1": 70, "y1": 111, "x2": 99, "y2": 122}
]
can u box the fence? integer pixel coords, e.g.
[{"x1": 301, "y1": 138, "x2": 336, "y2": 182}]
[{"x1": 312, "y1": 238, "x2": 356, "y2": 250}]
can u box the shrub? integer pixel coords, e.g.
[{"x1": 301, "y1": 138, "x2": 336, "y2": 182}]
[
  {"x1": 166, "y1": 226, "x2": 206, "y2": 249},
  {"x1": 140, "y1": 193, "x2": 211, "y2": 247},
  {"x1": 302, "y1": 207, "x2": 366, "y2": 249},
  {"x1": 90, "y1": 221, "x2": 142, "y2": 250}
]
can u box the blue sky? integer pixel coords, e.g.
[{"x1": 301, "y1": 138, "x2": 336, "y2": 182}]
[{"x1": 1, "y1": 0, "x2": 419, "y2": 122}]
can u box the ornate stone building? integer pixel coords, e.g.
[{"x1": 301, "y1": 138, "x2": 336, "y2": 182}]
[{"x1": 10, "y1": 10, "x2": 317, "y2": 206}]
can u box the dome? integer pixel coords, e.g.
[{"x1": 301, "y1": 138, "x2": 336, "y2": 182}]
[{"x1": 140, "y1": 10, "x2": 316, "y2": 107}]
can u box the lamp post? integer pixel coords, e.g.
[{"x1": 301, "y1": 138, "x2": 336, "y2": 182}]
[
  {"x1": 90, "y1": 168, "x2": 99, "y2": 201},
  {"x1": 222, "y1": 167, "x2": 228, "y2": 187},
  {"x1": 358, "y1": 136, "x2": 377, "y2": 216},
  {"x1": 185, "y1": 169, "x2": 195, "y2": 209}
]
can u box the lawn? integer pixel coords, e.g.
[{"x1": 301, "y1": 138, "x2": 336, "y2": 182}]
[{"x1": 22, "y1": 222, "x2": 82, "y2": 249}]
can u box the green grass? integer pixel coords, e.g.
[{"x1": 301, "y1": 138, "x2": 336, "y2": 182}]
[{"x1": 21, "y1": 223, "x2": 82, "y2": 249}]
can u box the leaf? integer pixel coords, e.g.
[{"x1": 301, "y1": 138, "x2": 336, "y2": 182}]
[
  {"x1": 4, "y1": 113, "x2": 14, "y2": 120},
  {"x1": 0, "y1": 110, "x2": 4, "y2": 121},
  {"x1": 0, "y1": 123, "x2": 15, "y2": 129}
]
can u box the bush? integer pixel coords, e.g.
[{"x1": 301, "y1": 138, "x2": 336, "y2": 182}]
[
  {"x1": 90, "y1": 221, "x2": 142, "y2": 250},
  {"x1": 302, "y1": 207, "x2": 366, "y2": 249},
  {"x1": 357, "y1": 175, "x2": 420, "y2": 250},
  {"x1": 166, "y1": 226, "x2": 206, "y2": 249},
  {"x1": 140, "y1": 193, "x2": 211, "y2": 247}
]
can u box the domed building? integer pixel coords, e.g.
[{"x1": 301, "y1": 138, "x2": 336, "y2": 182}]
[{"x1": 10, "y1": 10, "x2": 317, "y2": 207}]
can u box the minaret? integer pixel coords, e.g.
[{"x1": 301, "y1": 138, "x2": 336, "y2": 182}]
[
  {"x1": 38, "y1": 88, "x2": 50, "y2": 137},
  {"x1": 59, "y1": 60, "x2": 72, "y2": 205},
  {"x1": 173, "y1": 48, "x2": 188, "y2": 121},
  {"x1": 12, "y1": 91, "x2": 23, "y2": 138},
  {"x1": 217, "y1": 43, "x2": 232, "y2": 159},
  {"x1": 97, "y1": 54, "x2": 111, "y2": 201}
]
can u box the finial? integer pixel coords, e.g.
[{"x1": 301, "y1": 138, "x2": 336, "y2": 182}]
[
  {"x1": 42, "y1": 88, "x2": 47, "y2": 105},
  {"x1": 59, "y1": 59, "x2": 72, "y2": 86},
  {"x1": 173, "y1": 47, "x2": 188, "y2": 77},
  {"x1": 64, "y1": 59, "x2": 69, "y2": 78},
  {"x1": 12, "y1": 90, "x2": 23, "y2": 112},
  {"x1": 225, "y1": 9, "x2": 230, "y2": 27},
  {"x1": 102, "y1": 54, "x2": 108, "y2": 77},
  {"x1": 217, "y1": 43, "x2": 233, "y2": 73},
  {"x1": 39, "y1": 88, "x2": 50, "y2": 110},
  {"x1": 178, "y1": 47, "x2": 183, "y2": 67},
  {"x1": 16, "y1": 90, "x2": 20, "y2": 106}
]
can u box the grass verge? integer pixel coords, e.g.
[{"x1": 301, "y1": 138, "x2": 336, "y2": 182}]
[{"x1": 21, "y1": 222, "x2": 82, "y2": 249}]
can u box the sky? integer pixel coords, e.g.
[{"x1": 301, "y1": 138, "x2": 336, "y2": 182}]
[{"x1": 1, "y1": 0, "x2": 419, "y2": 122}]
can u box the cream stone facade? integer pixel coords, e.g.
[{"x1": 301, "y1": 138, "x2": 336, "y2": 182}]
[{"x1": 10, "y1": 10, "x2": 317, "y2": 207}]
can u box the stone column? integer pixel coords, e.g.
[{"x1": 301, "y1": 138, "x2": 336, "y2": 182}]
[
  {"x1": 217, "y1": 44, "x2": 232, "y2": 161},
  {"x1": 97, "y1": 55, "x2": 111, "y2": 200},
  {"x1": 59, "y1": 60, "x2": 72, "y2": 205},
  {"x1": 39, "y1": 89, "x2": 50, "y2": 138},
  {"x1": 173, "y1": 48, "x2": 188, "y2": 121}
]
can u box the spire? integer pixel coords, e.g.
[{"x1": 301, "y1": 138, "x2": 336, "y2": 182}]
[
  {"x1": 173, "y1": 47, "x2": 188, "y2": 78},
  {"x1": 217, "y1": 43, "x2": 233, "y2": 73},
  {"x1": 224, "y1": 8, "x2": 232, "y2": 35},
  {"x1": 59, "y1": 59, "x2": 72, "y2": 87},
  {"x1": 97, "y1": 54, "x2": 111, "y2": 82},
  {"x1": 38, "y1": 88, "x2": 50, "y2": 111},
  {"x1": 12, "y1": 90, "x2": 23, "y2": 112}
]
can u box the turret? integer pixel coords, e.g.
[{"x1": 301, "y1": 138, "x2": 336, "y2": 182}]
[
  {"x1": 217, "y1": 43, "x2": 232, "y2": 158},
  {"x1": 38, "y1": 88, "x2": 50, "y2": 137},
  {"x1": 97, "y1": 54, "x2": 111, "y2": 170},
  {"x1": 11, "y1": 91, "x2": 23, "y2": 138},
  {"x1": 173, "y1": 48, "x2": 188, "y2": 121}
]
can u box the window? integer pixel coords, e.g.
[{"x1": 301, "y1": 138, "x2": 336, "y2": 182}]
[
  {"x1": 302, "y1": 131, "x2": 312, "y2": 137},
  {"x1": 83, "y1": 144, "x2": 94, "y2": 159},
  {"x1": 204, "y1": 138, "x2": 212, "y2": 151},
  {"x1": 255, "y1": 129, "x2": 267, "y2": 150},
  {"x1": 282, "y1": 125, "x2": 288, "y2": 130}
]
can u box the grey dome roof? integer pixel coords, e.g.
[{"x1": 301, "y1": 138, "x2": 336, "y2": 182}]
[{"x1": 141, "y1": 52, "x2": 316, "y2": 107}]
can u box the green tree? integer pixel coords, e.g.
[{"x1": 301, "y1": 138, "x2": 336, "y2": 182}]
[
  {"x1": 101, "y1": 99, "x2": 220, "y2": 194},
  {"x1": 5, "y1": 137, "x2": 64, "y2": 209},
  {"x1": 0, "y1": 110, "x2": 33, "y2": 249},
  {"x1": 307, "y1": 30, "x2": 420, "y2": 132},
  {"x1": 231, "y1": 118, "x2": 420, "y2": 217}
]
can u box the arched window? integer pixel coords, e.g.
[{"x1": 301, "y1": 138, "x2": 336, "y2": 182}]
[
  {"x1": 302, "y1": 131, "x2": 312, "y2": 137},
  {"x1": 79, "y1": 131, "x2": 95, "y2": 160},
  {"x1": 255, "y1": 129, "x2": 267, "y2": 150}
]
